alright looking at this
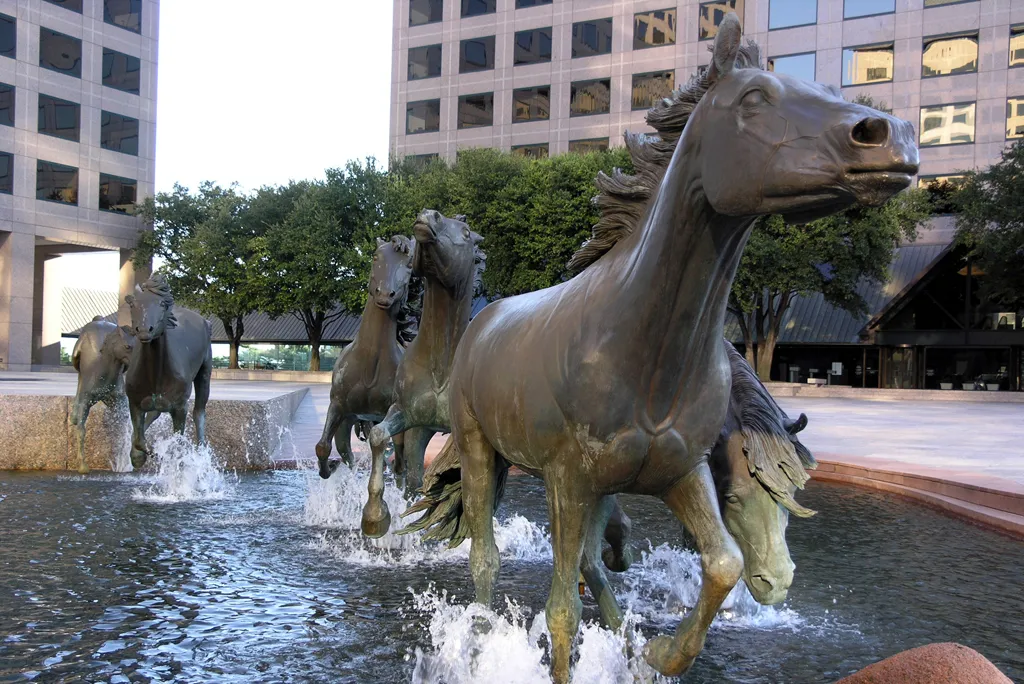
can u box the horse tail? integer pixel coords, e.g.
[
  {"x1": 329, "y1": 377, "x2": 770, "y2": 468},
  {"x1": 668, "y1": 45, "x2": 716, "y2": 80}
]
[{"x1": 400, "y1": 434, "x2": 509, "y2": 548}]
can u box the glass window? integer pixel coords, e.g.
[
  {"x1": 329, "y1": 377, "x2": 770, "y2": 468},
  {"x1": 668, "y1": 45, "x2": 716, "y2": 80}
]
[
  {"x1": 844, "y1": 0, "x2": 894, "y2": 19},
  {"x1": 405, "y1": 153, "x2": 439, "y2": 170},
  {"x1": 100, "y1": 110, "x2": 139, "y2": 155},
  {"x1": 1011, "y1": 26, "x2": 1024, "y2": 68},
  {"x1": 513, "y1": 85, "x2": 550, "y2": 122},
  {"x1": 919, "y1": 102, "x2": 975, "y2": 146},
  {"x1": 0, "y1": 151, "x2": 12, "y2": 194},
  {"x1": 769, "y1": 0, "x2": 816, "y2": 29},
  {"x1": 569, "y1": 138, "x2": 609, "y2": 154},
  {"x1": 514, "y1": 27, "x2": 552, "y2": 65},
  {"x1": 699, "y1": 1, "x2": 743, "y2": 41},
  {"x1": 768, "y1": 53, "x2": 816, "y2": 81},
  {"x1": 40, "y1": 28, "x2": 81, "y2": 78},
  {"x1": 922, "y1": 33, "x2": 978, "y2": 77},
  {"x1": 1007, "y1": 97, "x2": 1024, "y2": 139},
  {"x1": 38, "y1": 94, "x2": 80, "y2": 142},
  {"x1": 461, "y1": 0, "x2": 495, "y2": 18},
  {"x1": 512, "y1": 143, "x2": 548, "y2": 159},
  {"x1": 460, "y1": 36, "x2": 495, "y2": 73},
  {"x1": 570, "y1": 78, "x2": 611, "y2": 116},
  {"x1": 43, "y1": 0, "x2": 83, "y2": 12},
  {"x1": 410, "y1": 0, "x2": 442, "y2": 26},
  {"x1": 918, "y1": 174, "x2": 965, "y2": 189},
  {"x1": 924, "y1": 0, "x2": 975, "y2": 5},
  {"x1": 516, "y1": 0, "x2": 552, "y2": 7},
  {"x1": 37, "y1": 160, "x2": 78, "y2": 204},
  {"x1": 99, "y1": 173, "x2": 136, "y2": 213},
  {"x1": 102, "y1": 48, "x2": 141, "y2": 94},
  {"x1": 842, "y1": 43, "x2": 894, "y2": 85},
  {"x1": 407, "y1": 99, "x2": 441, "y2": 134},
  {"x1": 632, "y1": 71, "x2": 675, "y2": 110},
  {"x1": 634, "y1": 9, "x2": 676, "y2": 50},
  {"x1": 0, "y1": 83, "x2": 14, "y2": 127},
  {"x1": 457, "y1": 92, "x2": 493, "y2": 129},
  {"x1": 572, "y1": 19, "x2": 613, "y2": 58},
  {"x1": 0, "y1": 14, "x2": 14, "y2": 59},
  {"x1": 104, "y1": 0, "x2": 141, "y2": 33},
  {"x1": 408, "y1": 44, "x2": 442, "y2": 80}
]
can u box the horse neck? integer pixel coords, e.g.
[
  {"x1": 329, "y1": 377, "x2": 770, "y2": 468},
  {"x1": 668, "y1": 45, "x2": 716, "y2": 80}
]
[
  {"x1": 129, "y1": 332, "x2": 170, "y2": 382},
  {"x1": 414, "y1": 272, "x2": 473, "y2": 384},
  {"x1": 352, "y1": 297, "x2": 399, "y2": 354}
]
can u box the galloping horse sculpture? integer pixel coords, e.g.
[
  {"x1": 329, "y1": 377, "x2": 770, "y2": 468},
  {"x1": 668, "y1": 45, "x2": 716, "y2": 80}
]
[
  {"x1": 69, "y1": 316, "x2": 134, "y2": 473},
  {"x1": 122, "y1": 275, "x2": 214, "y2": 468},
  {"x1": 360, "y1": 209, "x2": 484, "y2": 535},
  {"x1": 315, "y1": 235, "x2": 417, "y2": 478},
  {"x1": 394, "y1": 16, "x2": 918, "y2": 681}
]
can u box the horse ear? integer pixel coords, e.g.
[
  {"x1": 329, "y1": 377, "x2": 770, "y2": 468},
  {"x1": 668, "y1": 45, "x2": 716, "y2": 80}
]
[
  {"x1": 707, "y1": 13, "x2": 742, "y2": 83},
  {"x1": 785, "y1": 413, "x2": 808, "y2": 435},
  {"x1": 124, "y1": 294, "x2": 135, "y2": 306}
]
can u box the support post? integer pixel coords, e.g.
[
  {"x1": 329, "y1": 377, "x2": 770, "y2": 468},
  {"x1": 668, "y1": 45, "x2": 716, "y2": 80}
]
[{"x1": 0, "y1": 232, "x2": 37, "y2": 371}]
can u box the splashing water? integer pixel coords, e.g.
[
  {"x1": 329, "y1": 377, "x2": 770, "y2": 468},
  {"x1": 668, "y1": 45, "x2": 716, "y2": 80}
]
[
  {"x1": 106, "y1": 398, "x2": 134, "y2": 473},
  {"x1": 130, "y1": 434, "x2": 234, "y2": 503}
]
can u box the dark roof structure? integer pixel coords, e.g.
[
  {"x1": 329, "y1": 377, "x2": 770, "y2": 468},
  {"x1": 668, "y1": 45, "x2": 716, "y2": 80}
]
[{"x1": 207, "y1": 310, "x2": 362, "y2": 345}]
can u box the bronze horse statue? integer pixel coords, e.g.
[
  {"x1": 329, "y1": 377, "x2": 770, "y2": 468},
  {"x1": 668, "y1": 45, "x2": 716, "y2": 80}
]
[
  {"x1": 69, "y1": 316, "x2": 134, "y2": 473},
  {"x1": 392, "y1": 16, "x2": 918, "y2": 681},
  {"x1": 360, "y1": 209, "x2": 484, "y2": 535},
  {"x1": 315, "y1": 235, "x2": 417, "y2": 478},
  {"x1": 122, "y1": 275, "x2": 214, "y2": 468}
]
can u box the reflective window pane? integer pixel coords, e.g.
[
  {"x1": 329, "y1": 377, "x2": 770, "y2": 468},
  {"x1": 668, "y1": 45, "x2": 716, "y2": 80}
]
[
  {"x1": 40, "y1": 28, "x2": 81, "y2": 78},
  {"x1": 104, "y1": 0, "x2": 141, "y2": 33},
  {"x1": 634, "y1": 9, "x2": 676, "y2": 50},
  {"x1": 37, "y1": 159, "x2": 78, "y2": 204},
  {"x1": 408, "y1": 44, "x2": 442, "y2": 80},
  {"x1": 0, "y1": 83, "x2": 14, "y2": 127},
  {"x1": 460, "y1": 35, "x2": 495, "y2": 73},
  {"x1": 570, "y1": 78, "x2": 611, "y2": 116},
  {"x1": 512, "y1": 85, "x2": 550, "y2": 122},
  {"x1": 410, "y1": 0, "x2": 442, "y2": 26},
  {"x1": 515, "y1": 27, "x2": 551, "y2": 65},
  {"x1": 1012, "y1": 27, "x2": 1024, "y2": 68},
  {"x1": 572, "y1": 19, "x2": 612, "y2": 58},
  {"x1": 461, "y1": 0, "x2": 495, "y2": 18},
  {"x1": 768, "y1": 53, "x2": 816, "y2": 81},
  {"x1": 632, "y1": 71, "x2": 675, "y2": 111},
  {"x1": 918, "y1": 174, "x2": 964, "y2": 189},
  {"x1": 0, "y1": 151, "x2": 12, "y2": 194},
  {"x1": 102, "y1": 48, "x2": 141, "y2": 94},
  {"x1": 1007, "y1": 97, "x2": 1024, "y2": 139},
  {"x1": 99, "y1": 173, "x2": 136, "y2": 213},
  {"x1": 512, "y1": 143, "x2": 548, "y2": 159},
  {"x1": 100, "y1": 110, "x2": 139, "y2": 156},
  {"x1": 699, "y1": 1, "x2": 743, "y2": 41},
  {"x1": 844, "y1": 0, "x2": 894, "y2": 19},
  {"x1": 0, "y1": 14, "x2": 14, "y2": 59},
  {"x1": 922, "y1": 34, "x2": 978, "y2": 77},
  {"x1": 407, "y1": 99, "x2": 441, "y2": 134},
  {"x1": 924, "y1": 0, "x2": 973, "y2": 5},
  {"x1": 842, "y1": 43, "x2": 893, "y2": 86},
  {"x1": 516, "y1": 0, "x2": 552, "y2": 7},
  {"x1": 919, "y1": 102, "x2": 975, "y2": 146},
  {"x1": 769, "y1": 0, "x2": 816, "y2": 29},
  {"x1": 38, "y1": 94, "x2": 80, "y2": 142},
  {"x1": 569, "y1": 138, "x2": 609, "y2": 154},
  {"x1": 44, "y1": 0, "x2": 83, "y2": 12},
  {"x1": 458, "y1": 92, "x2": 493, "y2": 129},
  {"x1": 405, "y1": 153, "x2": 439, "y2": 170}
]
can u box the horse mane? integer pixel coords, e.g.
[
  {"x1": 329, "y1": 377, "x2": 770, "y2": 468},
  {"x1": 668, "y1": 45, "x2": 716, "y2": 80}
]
[
  {"x1": 567, "y1": 42, "x2": 763, "y2": 274},
  {"x1": 138, "y1": 274, "x2": 175, "y2": 308},
  {"x1": 725, "y1": 340, "x2": 817, "y2": 518},
  {"x1": 389, "y1": 235, "x2": 421, "y2": 346},
  {"x1": 453, "y1": 214, "x2": 487, "y2": 298}
]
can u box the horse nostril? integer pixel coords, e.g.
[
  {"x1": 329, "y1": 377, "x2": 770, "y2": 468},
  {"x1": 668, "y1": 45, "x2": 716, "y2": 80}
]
[
  {"x1": 388, "y1": 291, "x2": 396, "y2": 298},
  {"x1": 851, "y1": 117, "x2": 889, "y2": 147},
  {"x1": 148, "y1": 326, "x2": 154, "y2": 333}
]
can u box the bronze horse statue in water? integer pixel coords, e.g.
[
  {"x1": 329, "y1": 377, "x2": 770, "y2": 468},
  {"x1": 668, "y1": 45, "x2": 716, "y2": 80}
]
[
  {"x1": 69, "y1": 316, "x2": 134, "y2": 473},
  {"x1": 360, "y1": 210, "x2": 484, "y2": 535},
  {"x1": 392, "y1": 16, "x2": 918, "y2": 681},
  {"x1": 122, "y1": 275, "x2": 214, "y2": 468},
  {"x1": 315, "y1": 235, "x2": 417, "y2": 478}
]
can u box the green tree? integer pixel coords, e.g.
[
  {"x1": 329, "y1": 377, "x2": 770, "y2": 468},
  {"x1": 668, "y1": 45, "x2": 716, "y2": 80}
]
[
  {"x1": 731, "y1": 189, "x2": 932, "y2": 380},
  {"x1": 953, "y1": 139, "x2": 1024, "y2": 310},
  {"x1": 135, "y1": 183, "x2": 257, "y2": 369}
]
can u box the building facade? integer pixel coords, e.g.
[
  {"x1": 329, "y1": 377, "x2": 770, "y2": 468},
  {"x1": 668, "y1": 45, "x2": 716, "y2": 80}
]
[{"x1": 0, "y1": 0, "x2": 157, "y2": 370}]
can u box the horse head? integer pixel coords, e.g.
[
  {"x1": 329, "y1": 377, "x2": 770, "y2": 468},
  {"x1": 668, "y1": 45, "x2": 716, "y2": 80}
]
[
  {"x1": 688, "y1": 13, "x2": 917, "y2": 223},
  {"x1": 123, "y1": 274, "x2": 178, "y2": 344},
  {"x1": 70, "y1": 320, "x2": 132, "y2": 426},
  {"x1": 369, "y1": 235, "x2": 415, "y2": 315},
  {"x1": 411, "y1": 209, "x2": 483, "y2": 297}
]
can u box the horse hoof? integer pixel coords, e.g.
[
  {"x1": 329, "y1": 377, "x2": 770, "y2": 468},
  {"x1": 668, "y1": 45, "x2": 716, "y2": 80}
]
[
  {"x1": 130, "y1": 450, "x2": 147, "y2": 469},
  {"x1": 643, "y1": 635, "x2": 693, "y2": 677},
  {"x1": 361, "y1": 501, "x2": 392, "y2": 538},
  {"x1": 602, "y1": 545, "x2": 634, "y2": 573},
  {"x1": 318, "y1": 459, "x2": 339, "y2": 479}
]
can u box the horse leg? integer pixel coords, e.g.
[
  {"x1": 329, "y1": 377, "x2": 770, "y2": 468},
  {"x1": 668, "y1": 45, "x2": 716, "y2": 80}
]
[
  {"x1": 644, "y1": 462, "x2": 743, "y2": 677},
  {"x1": 581, "y1": 495, "x2": 624, "y2": 630},
  {"x1": 602, "y1": 495, "x2": 635, "y2": 572},
  {"x1": 192, "y1": 356, "x2": 212, "y2": 445},
  {"x1": 335, "y1": 417, "x2": 356, "y2": 468},
  {"x1": 361, "y1": 405, "x2": 408, "y2": 537},
  {"x1": 391, "y1": 431, "x2": 405, "y2": 477},
  {"x1": 129, "y1": 403, "x2": 148, "y2": 469},
  {"x1": 74, "y1": 402, "x2": 91, "y2": 474},
  {"x1": 402, "y1": 427, "x2": 434, "y2": 497},
  {"x1": 170, "y1": 407, "x2": 187, "y2": 435},
  {"x1": 315, "y1": 399, "x2": 345, "y2": 478},
  {"x1": 459, "y1": 419, "x2": 500, "y2": 607},
  {"x1": 544, "y1": 478, "x2": 594, "y2": 684}
]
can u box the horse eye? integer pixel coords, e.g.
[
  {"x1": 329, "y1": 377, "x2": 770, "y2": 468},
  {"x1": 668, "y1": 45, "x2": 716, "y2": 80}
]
[
  {"x1": 725, "y1": 493, "x2": 741, "y2": 505},
  {"x1": 462, "y1": 227, "x2": 470, "y2": 239},
  {"x1": 741, "y1": 89, "x2": 764, "y2": 107}
]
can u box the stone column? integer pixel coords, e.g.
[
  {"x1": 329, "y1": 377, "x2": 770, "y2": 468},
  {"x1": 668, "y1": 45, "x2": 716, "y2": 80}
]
[
  {"x1": 118, "y1": 248, "x2": 151, "y2": 327},
  {"x1": 0, "y1": 232, "x2": 37, "y2": 371}
]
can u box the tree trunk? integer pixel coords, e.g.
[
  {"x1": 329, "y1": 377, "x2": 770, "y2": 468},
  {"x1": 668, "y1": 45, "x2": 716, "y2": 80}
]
[
  {"x1": 303, "y1": 309, "x2": 326, "y2": 372},
  {"x1": 229, "y1": 343, "x2": 239, "y2": 370},
  {"x1": 755, "y1": 291, "x2": 791, "y2": 382},
  {"x1": 222, "y1": 316, "x2": 245, "y2": 370},
  {"x1": 734, "y1": 309, "x2": 757, "y2": 368}
]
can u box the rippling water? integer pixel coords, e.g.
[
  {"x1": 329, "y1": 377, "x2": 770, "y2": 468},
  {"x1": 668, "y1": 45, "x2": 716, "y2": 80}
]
[{"x1": 1, "y1": 461, "x2": 1021, "y2": 683}]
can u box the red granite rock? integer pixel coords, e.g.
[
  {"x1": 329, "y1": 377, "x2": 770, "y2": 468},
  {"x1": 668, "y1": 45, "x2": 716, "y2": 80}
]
[{"x1": 838, "y1": 643, "x2": 1012, "y2": 684}]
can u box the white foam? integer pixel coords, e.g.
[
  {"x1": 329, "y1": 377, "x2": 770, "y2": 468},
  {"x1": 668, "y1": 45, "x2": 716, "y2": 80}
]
[{"x1": 130, "y1": 434, "x2": 234, "y2": 503}]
